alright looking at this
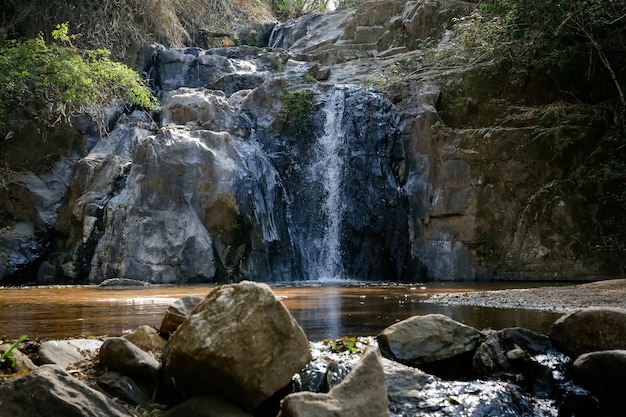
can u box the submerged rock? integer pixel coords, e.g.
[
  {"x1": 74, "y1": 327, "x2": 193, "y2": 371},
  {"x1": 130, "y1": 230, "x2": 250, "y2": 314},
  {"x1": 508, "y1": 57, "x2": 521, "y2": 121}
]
[{"x1": 161, "y1": 281, "x2": 311, "y2": 411}]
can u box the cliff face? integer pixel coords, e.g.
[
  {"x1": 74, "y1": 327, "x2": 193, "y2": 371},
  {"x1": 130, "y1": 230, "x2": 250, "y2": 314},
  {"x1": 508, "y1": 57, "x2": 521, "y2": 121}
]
[{"x1": 0, "y1": 0, "x2": 624, "y2": 284}]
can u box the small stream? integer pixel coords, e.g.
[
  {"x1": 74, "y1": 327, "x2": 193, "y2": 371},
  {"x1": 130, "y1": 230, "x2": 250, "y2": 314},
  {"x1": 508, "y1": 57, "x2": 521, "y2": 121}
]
[{"x1": 0, "y1": 282, "x2": 563, "y2": 341}]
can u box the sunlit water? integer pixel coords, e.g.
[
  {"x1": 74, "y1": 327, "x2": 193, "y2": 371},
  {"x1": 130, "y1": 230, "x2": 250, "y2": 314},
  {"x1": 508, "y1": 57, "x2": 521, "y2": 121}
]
[{"x1": 0, "y1": 282, "x2": 563, "y2": 341}]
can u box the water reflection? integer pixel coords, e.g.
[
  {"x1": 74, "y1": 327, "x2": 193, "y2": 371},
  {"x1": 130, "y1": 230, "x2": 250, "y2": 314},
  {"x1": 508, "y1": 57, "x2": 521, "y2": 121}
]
[{"x1": 0, "y1": 283, "x2": 563, "y2": 341}]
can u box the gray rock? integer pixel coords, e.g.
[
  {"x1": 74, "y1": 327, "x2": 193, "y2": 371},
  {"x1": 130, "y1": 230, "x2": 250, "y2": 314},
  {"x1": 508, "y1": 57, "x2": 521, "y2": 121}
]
[
  {"x1": 122, "y1": 325, "x2": 166, "y2": 353},
  {"x1": 500, "y1": 327, "x2": 552, "y2": 355},
  {"x1": 473, "y1": 331, "x2": 509, "y2": 376},
  {"x1": 99, "y1": 278, "x2": 148, "y2": 287},
  {"x1": 550, "y1": 307, "x2": 626, "y2": 357},
  {"x1": 97, "y1": 371, "x2": 151, "y2": 406},
  {"x1": 0, "y1": 365, "x2": 133, "y2": 417},
  {"x1": 160, "y1": 295, "x2": 204, "y2": 338},
  {"x1": 161, "y1": 87, "x2": 244, "y2": 131},
  {"x1": 0, "y1": 344, "x2": 37, "y2": 372},
  {"x1": 99, "y1": 337, "x2": 160, "y2": 380},
  {"x1": 377, "y1": 314, "x2": 481, "y2": 366},
  {"x1": 164, "y1": 395, "x2": 253, "y2": 417},
  {"x1": 161, "y1": 281, "x2": 311, "y2": 411},
  {"x1": 39, "y1": 338, "x2": 103, "y2": 370},
  {"x1": 572, "y1": 349, "x2": 626, "y2": 414},
  {"x1": 279, "y1": 347, "x2": 390, "y2": 417}
]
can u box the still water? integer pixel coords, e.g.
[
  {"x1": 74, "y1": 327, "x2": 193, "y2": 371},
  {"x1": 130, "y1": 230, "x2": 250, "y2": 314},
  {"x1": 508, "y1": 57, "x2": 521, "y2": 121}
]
[{"x1": 0, "y1": 282, "x2": 562, "y2": 341}]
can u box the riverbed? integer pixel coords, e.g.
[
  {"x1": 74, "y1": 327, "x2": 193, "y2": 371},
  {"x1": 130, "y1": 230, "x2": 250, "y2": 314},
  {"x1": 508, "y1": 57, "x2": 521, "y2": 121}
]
[{"x1": 0, "y1": 281, "x2": 572, "y2": 341}]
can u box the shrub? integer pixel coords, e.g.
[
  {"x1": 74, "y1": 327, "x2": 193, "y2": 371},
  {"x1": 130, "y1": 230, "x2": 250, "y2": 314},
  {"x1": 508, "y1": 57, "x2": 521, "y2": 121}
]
[
  {"x1": 0, "y1": 23, "x2": 158, "y2": 138},
  {"x1": 278, "y1": 89, "x2": 315, "y2": 137}
]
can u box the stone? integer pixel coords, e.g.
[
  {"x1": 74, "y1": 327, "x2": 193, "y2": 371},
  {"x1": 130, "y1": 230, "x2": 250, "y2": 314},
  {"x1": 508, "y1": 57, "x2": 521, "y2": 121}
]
[
  {"x1": 0, "y1": 344, "x2": 37, "y2": 372},
  {"x1": 472, "y1": 331, "x2": 509, "y2": 376},
  {"x1": 377, "y1": 314, "x2": 481, "y2": 366},
  {"x1": 123, "y1": 325, "x2": 166, "y2": 353},
  {"x1": 164, "y1": 395, "x2": 253, "y2": 417},
  {"x1": 0, "y1": 365, "x2": 133, "y2": 417},
  {"x1": 572, "y1": 349, "x2": 626, "y2": 414},
  {"x1": 549, "y1": 307, "x2": 626, "y2": 357},
  {"x1": 99, "y1": 337, "x2": 160, "y2": 381},
  {"x1": 500, "y1": 327, "x2": 552, "y2": 355},
  {"x1": 278, "y1": 347, "x2": 390, "y2": 417},
  {"x1": 161, "y1": 281, "x2": 311, "y2": 411},
  {"x1": 97, "y1": 371, "x2": 151, "y2": 406},
  {"x1": 160, "y1": 295, "x2": 204, "y2": 339},
  {"x1": 38, "y1": 338, "x2": 103, "y2": 370}
]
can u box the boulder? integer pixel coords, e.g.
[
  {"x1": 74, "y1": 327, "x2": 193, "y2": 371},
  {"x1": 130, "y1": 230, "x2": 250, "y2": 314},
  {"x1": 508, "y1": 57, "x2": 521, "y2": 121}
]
[
  {"x1": 278, "y1": 347, "x2": 390, "y2": 417},
  {"x1": 377, "y1": 314, "x2": 481, "y2": 366},
  {"x1": 160, "y1": 295, "x2": 204, "y2": 338},
  {"x1": 123, "y1": 325, "x2": 166, "y2": 353},
  {"x1": 0, "y1": 365, "x2": 134, "y2": 417},
  {"x1": 164, "y1": 395, "x2": 253, "y2": 417},
  {"x1": 38, "y1": 338, "x2": 103, "y2": 370},
  {"x1": 161, "y1": 281, "x2": 311, "y2": 411},
  {"x1": 97, "y1": 371, "x2": 151, "y2": 406},
  {"x1": 572, "y1": 349, "x2": 626, "y2": 414},
  {"x1": 99, "y1": 337, "x2": 160, "y2": 381},
  {"x1": 549, "y1": 307, "x2": 626, "y2": 357}
]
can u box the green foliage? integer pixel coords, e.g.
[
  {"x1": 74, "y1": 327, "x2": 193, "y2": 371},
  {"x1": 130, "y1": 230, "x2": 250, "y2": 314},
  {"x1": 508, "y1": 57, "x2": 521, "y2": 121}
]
[
  {"x1": 0, "y1": 23, "x2": 158, "y2": 137},
  {"x1": 278, "y1": 89, "x2": 315, "y2": 137},
  {"x1": 323, "y1": 336, "x2": 369, "y2": 354},
  {"x1": 0, "y1": 335, "x2": 27, "y2": 369}
]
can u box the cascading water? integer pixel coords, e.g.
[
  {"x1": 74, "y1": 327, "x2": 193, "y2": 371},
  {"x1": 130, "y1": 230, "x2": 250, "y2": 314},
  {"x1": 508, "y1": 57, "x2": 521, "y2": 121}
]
[{"x1": 304, "y1": 87, "x2": 347, "y2": 281}]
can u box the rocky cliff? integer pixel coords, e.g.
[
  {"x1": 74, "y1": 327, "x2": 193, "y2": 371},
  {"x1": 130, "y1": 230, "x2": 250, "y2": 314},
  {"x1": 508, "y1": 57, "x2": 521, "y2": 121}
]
[{"x1": 0, "y1": 0, "x2": 623, "y2": 284}]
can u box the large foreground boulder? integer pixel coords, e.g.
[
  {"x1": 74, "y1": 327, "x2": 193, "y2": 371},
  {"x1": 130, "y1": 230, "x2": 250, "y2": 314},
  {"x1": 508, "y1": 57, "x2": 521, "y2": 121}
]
[
  {"x1": 549, "y1": 307, "x2": 626, "y2": 358},
  {"x1": 161, "y1": 281, "x2": 311, "y2": 411},
  {"x1": 0, "y1": 365, "x2": 133, "y2": 417},
  {"x1": 278, "y1": 347, "x2": 390, "y2": 417},
  {"x1": 572, "y1": 349, "x2": 626, "y2": 415},
  {"x1": 377, "y1": 314, "x2": 481, "y2": 366}
]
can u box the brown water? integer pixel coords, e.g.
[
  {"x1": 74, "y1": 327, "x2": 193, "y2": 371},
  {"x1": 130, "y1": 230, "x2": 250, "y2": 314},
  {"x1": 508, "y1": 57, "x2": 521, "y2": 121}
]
[{"x1": 0, "y1": 282, "x2": 563, "y2": 341}]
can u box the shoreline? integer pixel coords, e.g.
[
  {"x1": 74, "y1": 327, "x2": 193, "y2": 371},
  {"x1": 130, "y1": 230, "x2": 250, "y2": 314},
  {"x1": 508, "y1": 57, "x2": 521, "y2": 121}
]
[{"x1": 420, "y1": 279, "x2": 626, "y2": 313}]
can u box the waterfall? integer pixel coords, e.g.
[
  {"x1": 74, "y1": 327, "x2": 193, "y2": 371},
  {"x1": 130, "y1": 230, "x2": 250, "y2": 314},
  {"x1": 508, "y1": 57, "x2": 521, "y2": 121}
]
[{"x1": 300, "y1": 87, "x2": 347, "y2": 281}]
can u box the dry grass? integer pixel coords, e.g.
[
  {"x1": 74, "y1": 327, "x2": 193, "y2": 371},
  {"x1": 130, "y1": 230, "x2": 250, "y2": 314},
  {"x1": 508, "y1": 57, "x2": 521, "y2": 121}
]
[{"x1": 4, "y1": 0, "x2": 276, "y2": 63}]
